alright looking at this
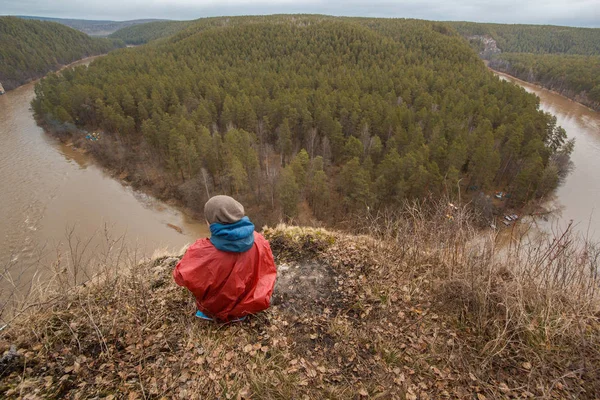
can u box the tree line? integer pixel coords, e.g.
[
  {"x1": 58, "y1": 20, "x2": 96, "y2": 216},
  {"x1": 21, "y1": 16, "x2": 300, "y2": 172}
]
[
  {"x1": 33, "y1": 16, "x2": 572, "y2": 224},
  {"x1": 0, "y1": 17, "x2": 124, "y2": 91}
]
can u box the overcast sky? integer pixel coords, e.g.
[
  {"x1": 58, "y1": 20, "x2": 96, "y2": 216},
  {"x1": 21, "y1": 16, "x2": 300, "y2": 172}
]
[{"x1": 1, "y1": 0, "x2": 598, "y2": 27}]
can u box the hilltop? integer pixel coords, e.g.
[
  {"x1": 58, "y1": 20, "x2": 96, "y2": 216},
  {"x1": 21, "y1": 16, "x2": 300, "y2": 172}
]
[{"x1": 0, "y1": 220, "x2": 598, "y2": 398}]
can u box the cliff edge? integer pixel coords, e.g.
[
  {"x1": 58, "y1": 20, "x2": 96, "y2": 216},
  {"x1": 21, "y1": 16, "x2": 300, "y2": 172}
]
[{"x1": 0, "y1": 224, "x2": 598, "y2": 398}]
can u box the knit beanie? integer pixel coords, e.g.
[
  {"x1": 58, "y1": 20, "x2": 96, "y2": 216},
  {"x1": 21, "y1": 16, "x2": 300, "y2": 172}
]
[{"x1": 204, "y1": 195, "x2": 245, "y2": 224}]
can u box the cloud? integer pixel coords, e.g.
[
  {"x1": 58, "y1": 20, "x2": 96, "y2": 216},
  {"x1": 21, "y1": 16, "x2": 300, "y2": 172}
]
[{"x1": 0, "y1": 0, "x2": 598, "y2": 27}]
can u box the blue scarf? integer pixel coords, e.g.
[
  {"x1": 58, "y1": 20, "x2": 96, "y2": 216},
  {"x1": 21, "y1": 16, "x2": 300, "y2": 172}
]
[{"x1": 209, "y1": 216, "x2": 255, "y2": 253}]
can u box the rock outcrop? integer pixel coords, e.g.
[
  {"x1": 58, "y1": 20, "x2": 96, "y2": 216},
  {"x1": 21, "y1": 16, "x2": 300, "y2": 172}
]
[{"x1": 467, "y1": 35, "x2": 501, "y2": 59}]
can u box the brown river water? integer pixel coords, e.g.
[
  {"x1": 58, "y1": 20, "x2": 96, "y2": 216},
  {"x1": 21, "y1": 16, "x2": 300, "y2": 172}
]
[
  {"x1": 0, "y1": 59, "x2": 208, "y2": 295},
  {"x1": 495, "y1": 72, "x2": 600, "y2": 242}
]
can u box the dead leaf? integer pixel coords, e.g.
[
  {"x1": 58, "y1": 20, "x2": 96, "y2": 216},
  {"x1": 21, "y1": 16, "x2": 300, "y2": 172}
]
[
  {"x1": 498, "y1": 382, "x2": 510, "y2": 393},
  {"x1": 522, "y1": 362, "x2": 532, "y2": 370},
  {"x1": 179, "y1": 370, "x2": 190, "y2": 382},
  {"x1": 43, "y1": 376, "x2": 53, "y2": 388}
]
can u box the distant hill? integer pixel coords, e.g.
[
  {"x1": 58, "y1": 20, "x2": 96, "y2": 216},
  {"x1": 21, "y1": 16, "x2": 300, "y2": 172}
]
[
  {"x1": 109, "y1": 20, "x2": 193, "y2": 44},
  {"x1": 17, "y1": 15, "x2": 167, "y2": 36},
  {"x1": 0, "y1": 16, "x2": 125, "y2": 91}
]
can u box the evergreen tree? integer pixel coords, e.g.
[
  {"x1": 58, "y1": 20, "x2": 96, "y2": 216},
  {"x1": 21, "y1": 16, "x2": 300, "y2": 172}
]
[
  {"x1": 277, "y1": 166, "x2": 300, "y2": 220},
  {"x1": 278, "y1": 119, "x2": 293, "y2": 166},
  {"x1": 289, "y1": 149, "x2": 310, "y2": 190},
  {"x1": 339, "y1": 157, "x2": 372, "y2": 211},
  {"x1": 343, "y1": 136, "x2": 364, "y2": 161}
]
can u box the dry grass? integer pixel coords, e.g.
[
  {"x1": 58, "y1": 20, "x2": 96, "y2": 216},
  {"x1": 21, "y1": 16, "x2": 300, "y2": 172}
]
[
  {"x1": 0, "y1": 207, "x2": 598, "y2": 398},
  {"x1": 355, "y1": 201, "x2": 600, "y2": 398}
]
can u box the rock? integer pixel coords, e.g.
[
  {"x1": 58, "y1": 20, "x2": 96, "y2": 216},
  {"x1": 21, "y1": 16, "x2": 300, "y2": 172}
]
[{"x1": 0, "y1": 345, "x2": 23, "y2": 377}]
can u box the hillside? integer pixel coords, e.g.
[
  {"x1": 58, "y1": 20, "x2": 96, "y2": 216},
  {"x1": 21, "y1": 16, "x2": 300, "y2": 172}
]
[
  {"x1": 490, "y1": 53, "x2": 600, "y2": 110},
  {"x1": 450, "y1": 21, "x2": 600, "y2": 56},
  {"x1": 33, "y1": 16, "x2": 572, "y2": 227},
  {"x1": 0, "y1": 222, "x2": 598, "y2": 398},
  {"x1": 17, "y1": 16, "x2": 166, "y2": 37},
  {"x1": 0, "y1": 17, "x2": 124, "y2": 91},
  {"x1": 450, "y1": 21, "x2": 600, "y2": 111}
]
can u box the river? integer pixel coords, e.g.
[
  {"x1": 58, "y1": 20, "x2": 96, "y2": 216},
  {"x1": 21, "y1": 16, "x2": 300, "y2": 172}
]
[
  {"x1": 0, "y1": 59, "x2": 209, "y2": 301},
  {"x1": 494, "y1": 72, "x2": 600, "y2": 242}
]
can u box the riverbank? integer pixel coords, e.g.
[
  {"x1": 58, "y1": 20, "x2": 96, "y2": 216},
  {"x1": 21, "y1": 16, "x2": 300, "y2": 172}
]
[
  {"x1": 37, "y1": 111, "x2": 212, "y2": 236},
  {"x1": 489, "y1": 65, "x2": 600, "y2": 112},
  {"x1": 489, "y1": 67, "x2": 600, "y2": 242},
  {"x1": 3, "y1": 54, "x2": 108, "y2": 94},
  {"x1": 37, "y1": 115, "x2": 278, "y2": 228},
  {"x1": 0, "y1": 224, "x2": 598, "y2": 398},
  {"x1": 31, "y1": 51, "x2": 212, "y2": 231},
  {"x1": 39, "y1": 120, "x2": 211, "y2": 224}
]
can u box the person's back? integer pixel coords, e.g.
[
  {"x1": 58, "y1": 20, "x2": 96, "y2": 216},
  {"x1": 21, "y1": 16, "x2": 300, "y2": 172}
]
[{"x1": 173, "y1": 195, "x2": 277, "y2": 322}]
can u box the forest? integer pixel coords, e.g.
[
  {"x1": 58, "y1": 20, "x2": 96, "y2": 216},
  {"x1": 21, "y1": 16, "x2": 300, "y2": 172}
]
[
  {"x1": 0, "y1": 17, "x2": 124, "y2": 91},
  {"x1": 450, "y1": 21, "x2": 600, "y2": 55},
  {"x1": 109, "y1": 17, "x2": 600, "y2": 112},
  {"x1": 33, "y1": 16, "x2": 572, "y2": 225},
  {"x1": 490, "y1": 53, "x2": 600, "y2": 110}
]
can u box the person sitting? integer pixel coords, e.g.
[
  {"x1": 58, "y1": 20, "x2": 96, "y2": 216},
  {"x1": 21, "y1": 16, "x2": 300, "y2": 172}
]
[{"x1": 173, "y1": 195, "x2": 277, "y2": 322}]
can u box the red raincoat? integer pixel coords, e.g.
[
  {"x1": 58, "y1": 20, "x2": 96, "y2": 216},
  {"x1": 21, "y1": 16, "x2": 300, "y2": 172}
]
[{"x1": 173, "y1": 232, "x2": 277, "y2": 321}]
